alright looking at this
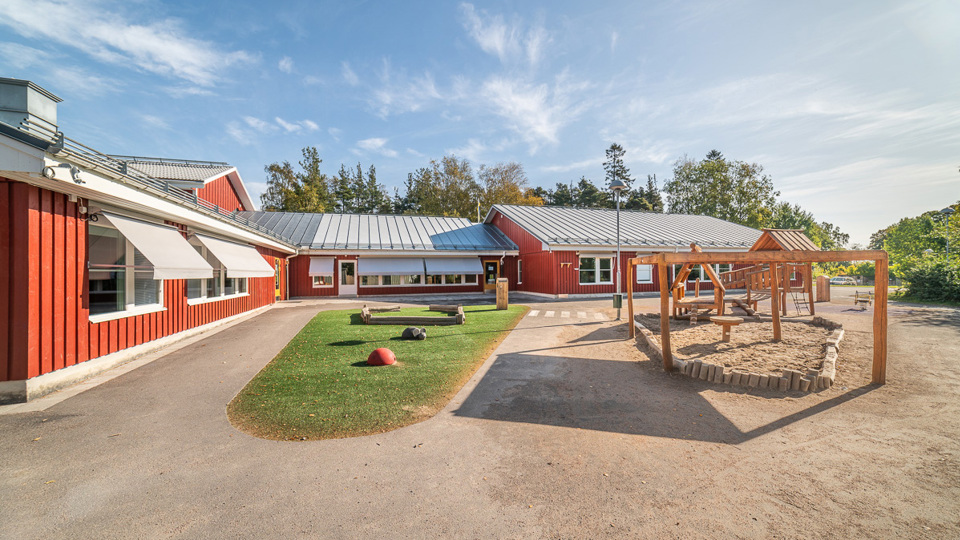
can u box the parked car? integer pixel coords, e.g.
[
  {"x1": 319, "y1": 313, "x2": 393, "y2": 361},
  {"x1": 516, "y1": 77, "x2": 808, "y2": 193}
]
[{"x1": 830, "y1": 276, "x2": 857, "y2": 286}]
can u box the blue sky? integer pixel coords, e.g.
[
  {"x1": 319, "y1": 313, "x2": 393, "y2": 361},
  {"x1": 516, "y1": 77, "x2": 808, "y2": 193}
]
[{"x1": 1, "y1": 0, "x2": 957, "y2": 245}]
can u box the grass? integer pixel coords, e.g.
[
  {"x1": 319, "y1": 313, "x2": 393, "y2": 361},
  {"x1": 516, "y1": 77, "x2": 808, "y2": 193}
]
[
  {"x1": 227, "y1": 305, "x2": 528, "y2": 440},
  {"x1": 890, "y1": 292, "x2": 960, "y2": 308}
]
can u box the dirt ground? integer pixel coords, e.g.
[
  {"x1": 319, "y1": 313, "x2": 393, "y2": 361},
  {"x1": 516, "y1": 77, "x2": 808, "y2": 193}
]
[
  {"x1": 1, "y1": 296, "x2": 958, "y2": 538},
  {"x1": 635, "y1": 313, "x2": 836, "y2": 375}
]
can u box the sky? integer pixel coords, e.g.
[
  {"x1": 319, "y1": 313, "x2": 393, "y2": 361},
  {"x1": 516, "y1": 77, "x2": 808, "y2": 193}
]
[{"x1": 1, "y1": 0, "x2": 958, "y2": 245}]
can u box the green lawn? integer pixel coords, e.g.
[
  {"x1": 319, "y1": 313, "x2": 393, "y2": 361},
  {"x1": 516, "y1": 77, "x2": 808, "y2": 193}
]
[{"x1": 228, "y1": 305, "x2": 528, "y2": 440}]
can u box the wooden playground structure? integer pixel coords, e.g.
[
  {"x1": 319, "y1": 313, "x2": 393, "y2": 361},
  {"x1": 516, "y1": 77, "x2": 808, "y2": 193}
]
[{"x1": 626, "y1": 230, "x2": 890, "y2": 385}]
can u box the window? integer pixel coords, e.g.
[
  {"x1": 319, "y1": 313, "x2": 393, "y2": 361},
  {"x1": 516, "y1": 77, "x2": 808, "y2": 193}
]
[
  {"x1": 357, "y1": 274, "x2": 425, "y2": 287},
  {"x1": 312, "y1": 275, "x2": 333, "y2": 287},
  {"x1": 579, "y1": 256, "x2": 613, "y2": 285},
  {"x1": 518, "y1": 260, "x2": 523, "y2": 284},
  {"x1": 88, "y1": 225, "x2": 163, "y2": 317},
  {"x1": 635, "y1": 264, "x2": 653, "y2": 283},
  {"x1": 186, "y1": 241, "x2": 248, "y2": 303},
  {"x1": 423, "y1": 274, "x2": 478, "y2": 285}
]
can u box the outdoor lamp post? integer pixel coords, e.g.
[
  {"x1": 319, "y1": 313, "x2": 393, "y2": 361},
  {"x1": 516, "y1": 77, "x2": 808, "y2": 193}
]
[
  {"x1": 942, "y1": 207, "x2": 956, "y2": 258},
  {"x1": 609, "y1": 178, "x2": 628, "y2": 320}
]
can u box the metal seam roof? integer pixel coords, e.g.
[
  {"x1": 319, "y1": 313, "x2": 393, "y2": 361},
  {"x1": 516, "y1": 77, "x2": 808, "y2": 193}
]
[
  {"x1": 238, "y1": 212, "x2": 517, "y2": 252},
  {"x1": 488, "y1": 204, "x2": 762, "y2": 249}
]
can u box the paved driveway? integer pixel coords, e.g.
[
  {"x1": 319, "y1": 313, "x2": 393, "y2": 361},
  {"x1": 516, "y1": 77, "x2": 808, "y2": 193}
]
[{"x1": 1, "y1": 296, "x2": 957, "y2": 538}]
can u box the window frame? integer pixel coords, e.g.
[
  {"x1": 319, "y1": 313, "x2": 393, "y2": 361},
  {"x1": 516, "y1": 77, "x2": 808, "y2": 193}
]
[
  {"x1": 578, "y1": 256, "x2": 614, "y2": 285},
  {"x1": 635, "y1": 264, "x2": 653, "y2": 284},
  {"x1": 311, "y1": 275, "x2": 334, "y2": 288},
  {"x1": 185, "y1": 241, "x2": 249, "y2": 305},
  {"x1": 88, "y1": 224, "x2": 165, "y2": 323},
  {"x1": 517, "y1": 260, "x2": 523, "y2": 284}
]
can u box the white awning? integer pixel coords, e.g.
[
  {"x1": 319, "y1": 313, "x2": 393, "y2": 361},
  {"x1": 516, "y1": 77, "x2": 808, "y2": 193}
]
[
  {"x1": 100, "y1": 212, "x2": 213, "y2": 280},
  {"x1": 194, "y1": 234, "x2": 275, "y2": 278},
  {"x1": 424, "y1": 257, "x2": 483, "y2": 274},
  {"x1": 358, "y1": 257, "x2": 425, "y2": 276},
  {"x1": 308, "y1": 257, "x2": 335, "y2": 276}
]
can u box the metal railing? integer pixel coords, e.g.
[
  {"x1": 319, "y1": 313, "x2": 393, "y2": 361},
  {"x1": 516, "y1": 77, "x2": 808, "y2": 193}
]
[{"x1": 18, "y1": 118, "x2": 295, "y2": 248}]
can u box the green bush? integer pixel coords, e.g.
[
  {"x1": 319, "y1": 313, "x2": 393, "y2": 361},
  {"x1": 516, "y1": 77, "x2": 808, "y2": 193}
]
[{"x1": 901, "y1": 258, "x2": 960, "y2": 302}]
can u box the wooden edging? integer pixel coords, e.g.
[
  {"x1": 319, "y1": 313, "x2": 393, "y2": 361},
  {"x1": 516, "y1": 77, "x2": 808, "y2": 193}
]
[{"x1": 632, "y1": 316, "x2": 844, "y2": 393}]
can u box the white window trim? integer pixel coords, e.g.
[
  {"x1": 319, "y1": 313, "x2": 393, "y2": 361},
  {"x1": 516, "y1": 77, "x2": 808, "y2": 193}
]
[
  {"x1": 311, "y1": 275, "x2": 334, "y2": 288},
  {"x1": 517, "y1": 260, "x2": 523, "y2": 284},
  {"x1": 89, "y1": 304, "x2": 167, "y2": 324},
  {"x1": 578, "y1": 256, "x2": 613, "y2": 285},
  {"x1": 187, "y1": 242, "x2": 248, "y2": 302},
  {"x1": 187, "y1": 292, "x2": 250, "y2": 306},
  {"x1": 359, "y1": 274, "x2": 481, "y2": 287},
  {"x1": 635, "y1": 264, "x2": 654, "y2": 284},
  {"x1": 88, "y1": 225, "x2": 165, "y2": 320}
]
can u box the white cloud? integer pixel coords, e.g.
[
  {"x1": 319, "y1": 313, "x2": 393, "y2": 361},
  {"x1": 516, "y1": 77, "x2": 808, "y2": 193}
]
[
  {"x1": 274, "y1": 117, "x2": 320, "y2": 133},
  {"x1": 0, "y1": 0, "x2": 253, "y2": 86},
  {"x1": 540, "y1": 158, "x2": 599, "y2": 174},
  {"x1": 370, "y1": 59, "x2": 442, "y2": 117},
  {"x1": 356, "y1": 137, "x2": 398, "y2": 158},
  {"x1": 460, "y1": 3, "x2": 549, "y2": 66},
  {"x1": 226, "y1": 121, "x2": 253, "y2": 146},
  {"x1": 610, "y1": 31, "x2": 619, "y2": 52},
  {"x1": 0, "y1": 42, "x2": 117, "y2": 96},
  {"x1": 244, "y1": 116, "x2": 274, "y2": 132},
  {"x1": 341, "y1": 61, "x2": 359, "y2": 86},
  {"x1": 278, "y1": 56, "x2": 294, "y2": 73},
  {"x1": 328, "y1": 127, "x2": 342, "y2": 141},
  {"x1": 480, "y1": 73, "x2": 593, "y2": 152},
  {"x1": 139, "y1": 114, "x2": 170, "y2": 130}
]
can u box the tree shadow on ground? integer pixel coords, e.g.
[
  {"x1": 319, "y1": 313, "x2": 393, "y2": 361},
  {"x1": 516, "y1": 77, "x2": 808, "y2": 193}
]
[{"x1": 454, "y1": 351, "x2": 878, "y2": 445}]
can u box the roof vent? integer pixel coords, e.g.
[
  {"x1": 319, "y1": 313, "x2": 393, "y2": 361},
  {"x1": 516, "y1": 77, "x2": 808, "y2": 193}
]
[{"x1": 0, "y1": 78, "x2": 62, "y2": 135}]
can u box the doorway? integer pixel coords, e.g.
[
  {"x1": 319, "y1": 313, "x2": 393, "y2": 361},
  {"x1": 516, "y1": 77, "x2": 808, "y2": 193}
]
[
  {"x1": 339, "y1": 260, "x2": 357, "y2": 296},
  {"x1": 483, "y1": 260, "x2": 500, "y2": 292}
]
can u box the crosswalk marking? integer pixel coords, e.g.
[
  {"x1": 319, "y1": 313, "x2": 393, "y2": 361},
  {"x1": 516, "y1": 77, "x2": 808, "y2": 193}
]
[
  {"x1": 528, "y1": 310, "x2": 540, "y2": 317},
  {"x1": 577, "y1": 311, "x2": 587, "y2": 318},
  {"x1": 560, "y1": 311, "x2": 570, "y2": 318},
  {"x1": 544, "y1": 311, "x2": 555, "y2": 318}
]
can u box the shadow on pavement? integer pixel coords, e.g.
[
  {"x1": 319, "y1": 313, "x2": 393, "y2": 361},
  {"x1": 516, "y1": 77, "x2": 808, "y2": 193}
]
[{"x1": 454, "y1": 351, "x2": 878, "y2": 445}]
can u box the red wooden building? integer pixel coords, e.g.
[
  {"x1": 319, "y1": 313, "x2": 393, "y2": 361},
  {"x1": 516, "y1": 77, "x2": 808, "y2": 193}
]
[
  {"x1": 484, "y1": 205, "x2": 764, "y2": 297},
  {"x1": 0, "y1": 78, "x2": 296, "y2": 403}
]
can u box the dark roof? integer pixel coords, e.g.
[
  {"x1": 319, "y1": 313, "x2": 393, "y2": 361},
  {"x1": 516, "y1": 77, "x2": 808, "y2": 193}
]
[
  {"x1": 239, "y1": 212, "x2": 518, "y2": 252},
  {"x1": 238, "y1": 212, "x2": 326, "y2": 246},
  {"x1": 750, "y1": 229, "x2": 820, "y2": 251},
  {"x1": 487, "y1": 204, "x2": 762, "y2": 249}
]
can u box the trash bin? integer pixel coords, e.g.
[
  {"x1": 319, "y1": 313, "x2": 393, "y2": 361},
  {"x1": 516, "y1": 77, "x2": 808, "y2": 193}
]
[
  {"x1": 496, "y1": 278, "x2": 509, "y2": 310},
  {"x1": 612, "y1": 293, "x2": 623, "y2": 309}
]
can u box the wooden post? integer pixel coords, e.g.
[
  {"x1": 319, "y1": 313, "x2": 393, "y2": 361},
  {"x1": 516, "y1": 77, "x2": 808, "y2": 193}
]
[
  {"x1": 657, "y1": 257, "x2": 673, "y2": 371},
  {"x1": 816, "y1": 274, "x2": 831, "y2": 302},
  {"x1": 770, "y1": 263, "x2": 782, "y2": 341},
  {"x1": 805, "y1": 262, "x2": 815, "y2": 316},
  {"x1": 872, "y1": 257, "x2": 888, "y2": 384},
  {"x1": 627, "y1": 261, "x2": 635, "y2": 338},
  {"x1": 495, "y1": 278, "x2": 509, "y2": 310}
]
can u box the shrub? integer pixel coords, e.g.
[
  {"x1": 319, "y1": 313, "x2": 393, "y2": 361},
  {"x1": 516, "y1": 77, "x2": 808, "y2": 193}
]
[{"x1": 901, "y1": 258, "x2": 960, "y2": 302}]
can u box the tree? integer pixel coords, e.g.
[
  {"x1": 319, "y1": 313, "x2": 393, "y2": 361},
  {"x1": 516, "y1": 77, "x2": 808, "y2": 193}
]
[
  {"x1": 644, "y1": 174, "x2": 664, "y2": 212},
  {"x1": 259, "y1": 146, "x2": 333, "y2": 212},
  {"x1": 477, "y1": 162, "x2": 543, "y2": 219},
  {"x1": 573, "y1": 177, "x2": 605, "y2": 208},
  {"x1": 769, "y1": 202, "x2": 847, "y2": 250},
  {"x1": 603, "y1": 143, "x2": 633, "y2": 188},
  {"x1": 663, "y1": 151, "x2": 779, "y2": 228}
]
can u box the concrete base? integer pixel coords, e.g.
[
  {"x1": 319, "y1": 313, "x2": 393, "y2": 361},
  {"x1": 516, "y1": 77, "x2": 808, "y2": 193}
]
[{"x1": 0, "y1": 304, "x2": 272, "y2": 405}]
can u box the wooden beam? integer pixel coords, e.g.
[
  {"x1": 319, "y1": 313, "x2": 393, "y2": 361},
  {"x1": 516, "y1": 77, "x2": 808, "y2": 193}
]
[
  {"x1": 627, "y1": 260, "x2": 635, "y2": 339},
  {"x1": 635, "y1": 250, "x2": 887, "y2": 265},
  {"x1": 805, "y1": 262, "x2": 815, "y2": 316},
  {"x1": 770, "y1": 262, "x2": 782, "y2": 341},
  {"x1": 669, "y1": 263, "x2": 692, "y2": 290},
  {"x1": 873, "y1": 258, "x2": 888, "y2": 384},
  {"x1": 657, "y1": 257, "x2": 673, "y2": 371}
]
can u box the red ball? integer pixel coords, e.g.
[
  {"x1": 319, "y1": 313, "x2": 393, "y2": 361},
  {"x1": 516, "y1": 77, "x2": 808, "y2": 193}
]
[{"x1": 367, "y1": 347, "x2": 396, "y2": 366}]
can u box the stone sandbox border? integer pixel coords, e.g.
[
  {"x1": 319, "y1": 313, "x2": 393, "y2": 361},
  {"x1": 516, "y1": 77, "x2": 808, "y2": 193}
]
[{"x1": 633, "y1": 315, "x2": 843, "y2": 393}]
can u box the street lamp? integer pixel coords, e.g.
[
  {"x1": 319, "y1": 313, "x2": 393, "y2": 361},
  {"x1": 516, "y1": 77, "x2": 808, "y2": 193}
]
[
  {"x1": 609, "y1": 178, "x2": 628, "y2": 320},
  {"x1": 942, "y1": 207, "x2": 956, "y2": 258}
]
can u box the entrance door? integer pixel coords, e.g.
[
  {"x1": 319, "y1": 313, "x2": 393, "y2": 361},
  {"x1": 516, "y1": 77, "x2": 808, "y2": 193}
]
[
  {"x1": 339, "y1": 260, "x2": 357, "y2": 296},
  {"x1": 483, "y1": 260, "x2": 500, "y2": 292},
  {"x1": 274, "y1": 259, "x2": 282, "y2": 300}
]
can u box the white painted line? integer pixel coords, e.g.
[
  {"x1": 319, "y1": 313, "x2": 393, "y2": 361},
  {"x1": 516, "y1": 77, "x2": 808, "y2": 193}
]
[
  {"x1": 577, "y1": 311, "x2": 587, "y2": 318},
  {"x1": 528, "y1": 310, "x2": 540, "y2": 317},
  {"x1": 594, "y1": 312, "x2": 605, "y2": 320},
  {"x1": 560, "y1": 311, "x2": 570, "y2": 318},
  {"x1": 544, "y1": 311, "x2": 556, "y2": 318}
]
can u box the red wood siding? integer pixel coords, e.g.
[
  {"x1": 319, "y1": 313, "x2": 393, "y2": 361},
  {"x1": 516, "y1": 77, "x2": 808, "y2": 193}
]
[
  {"x1": 194, "y1": 174, "x2": 245, "y2": 212},
  {"x1": 1, "y1": 179, "x2": 285, "y2": 383}
]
